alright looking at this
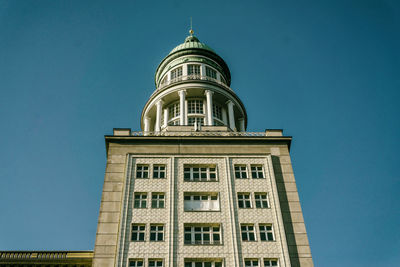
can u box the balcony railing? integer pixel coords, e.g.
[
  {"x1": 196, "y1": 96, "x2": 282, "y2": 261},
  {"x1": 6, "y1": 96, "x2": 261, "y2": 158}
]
[
  {"x1": 156, "y1": 75, "x2": 232, "y2": 92},
  {"x1": 0, "y1": 251, "x2": 93, "y2": 259},
  {"x1": 130, "y1": 131, "x2": 268, "y2": 137}
]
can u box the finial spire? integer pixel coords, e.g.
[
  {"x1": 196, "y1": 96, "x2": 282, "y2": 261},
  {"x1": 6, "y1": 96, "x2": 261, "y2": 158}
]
[{"x1": 189, "y1": 17, "x2": 194, "y2": 35}]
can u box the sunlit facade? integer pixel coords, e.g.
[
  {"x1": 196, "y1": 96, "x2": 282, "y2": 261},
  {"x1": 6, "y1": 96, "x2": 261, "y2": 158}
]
[{"x1": 93, "y1": 33, "x2": 313, "y2": 267}]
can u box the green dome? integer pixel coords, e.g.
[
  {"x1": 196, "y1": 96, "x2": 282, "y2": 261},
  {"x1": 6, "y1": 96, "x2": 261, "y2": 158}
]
[{"x1": 169, "y1": 35, "x2": 215, "y2": 55}]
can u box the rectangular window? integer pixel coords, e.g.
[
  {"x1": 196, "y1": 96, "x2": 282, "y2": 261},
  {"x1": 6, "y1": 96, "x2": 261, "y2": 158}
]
[
  {"x1": 153, "y1": 165, "x2": 166, "y2": 178},
  {"x1": 134, "y1": 193, "x2": 147, "y2": 209},
  {"x1": 129, "y1": 259, "x2": 144, "y2": 267},
  {"x1": 149, "y1": 259, "x2": 164, "y2": 267},
  {"x1": 169, "y1": 103, "x2": 180, "y2": 118},
  {"x1": 213, "y1": 104, "x2": 222, "y2": 120},
  {"x1": 136, "y1": 165, "x2": 149, "y2": 178},
  {"x1": 184, "y1": 224, "x2": 221, "y2": 245},
  {"x1": 150, "y1": 225, "x2": 164, "y2": 241},
  {"x1": 241, "y1": 224, "x2": 256, "y2": 241},
  {"x1": 131, "y1": 224, "x2": 145, "y2": 241},
  {"x1": 152, "y1": 193, "x2": 165, "y2": 208},
  {"x1": 245, "y1": 259, "x2": 259, "y2": 267},
  {"x1": 259, "y1": 224, "x2": 274, "y2": 241},
  {"x1": 184, "y1": 165, "x2": 217, "y2": 181},
  {"x1": 263, "y1": 259, "x2": 278, "y2": 266},
  {"x1": 205, "y1": 66, "x2": 217, "y2": 79},
  {"x1": 234, "y1": 165, "x2": 247, "y2": 179},
  {"x1": 184, "y1": 193, "x2": 220, "y2": 211},
  {"x1": 188, "y1": 64, "x2": 201, "y2": 76},
  {"x1": 171, "y1": 67, "x2": 183, "y2": 80},
  {"x1": 188, "y1": 100, "x2": 204, "y2": 114},
  {"x1": 251, "y1": 165, "x2": 264, "y2": 178},
  {"x1": 254, "y1": 193, "x2": 269, "y2": 208},
  {"x1": 237, "y1": 193, "x2": 251, "y2": 208},
  {"x1": 184, "y1": 260, "x2": 223, "y2": 267}
]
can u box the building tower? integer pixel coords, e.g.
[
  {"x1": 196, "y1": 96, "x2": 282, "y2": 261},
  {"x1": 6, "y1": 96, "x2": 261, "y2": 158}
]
[{"x1": 93, "y1": 33, "x2": 313, "y2": 267}]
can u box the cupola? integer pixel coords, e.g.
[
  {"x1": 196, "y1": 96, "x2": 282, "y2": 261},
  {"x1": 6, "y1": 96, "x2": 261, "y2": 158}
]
[{"x1": 141, "y1": 32, "x2": 247, "y2": 133}]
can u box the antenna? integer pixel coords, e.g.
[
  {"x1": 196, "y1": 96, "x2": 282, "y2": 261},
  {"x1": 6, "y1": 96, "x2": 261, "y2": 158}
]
[{"x1": 189, "y1": 17, "x2": 194, "y2": 35}]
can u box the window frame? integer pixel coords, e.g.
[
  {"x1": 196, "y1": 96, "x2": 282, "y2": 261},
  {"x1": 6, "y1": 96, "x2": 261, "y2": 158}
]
[
  {"x1": 184, "y1": 224, "x2": 222, "y2": 245},
  {"x1": 254, "y1": 193, "x2": 269, "y2": 209},
  {"x1": 129, "y1": 259, "x2": 144, "y2": 267},
  {"x1": 240, "y1": 224, "x2": 256, "y2": 242},
  {"x1": 136, "y1": 164, "x2": 149, "y2": 179},
  {"x1": 187, "y1": 99, "x2": 204, "y2": 114},
  {"x1": 244, "y1": 259, "x2": 260, "y2": 267},
  {"x1": 151, "y1": 192, "x2": 165, "y2": 209},
  {"x1": 131, "y1": 224, "x2": 146, "y2": 242},
  {"x1": 251, "y1": 165, "x2": 265, "y2": 179},
  {"x1": 259, "y1": 224, "x2": 275, "y2": 241},
  {"x1": 184, "y1": 260, "x2": 223, "y2": 267},
  {"x1": 212, "y1": 104, "x2": 222, "y2": 120},
  {"x1": 234, "y1": 165, "x2": 248, "y2": 179},
  {"x1": 134, "y1": 192, "x2": 147, "y2": 209},
  {"x1": 148, "y1": 259, "x2": 164, "y2": 267},
  {"x1": 184, "y1": 192, "x2": 220, "y2": 211},
  {"x1": 150, "y1": 224, "x2": 165, "y2": 242},
  {"x1": 153, "y1": 165, "x2": 166, "y2": 179},
  {"x1": 187, "y1": 64, "x2": 201, "y2": 77},
  {"x1": 237, "y1": 193, "x2": 252, "y2": 209},
  {"x1": 205, "y1": 66, "x2": 217, "y2": 79},
  {"x1": 184, "y1": 165, "x2": 217, "y2": 182},
  {"x1": 263, "y1": 259, "x2": 278, "y2": 267},
  {"x1": 171, "y1": 66, "x2": 183, "y2": 80}
]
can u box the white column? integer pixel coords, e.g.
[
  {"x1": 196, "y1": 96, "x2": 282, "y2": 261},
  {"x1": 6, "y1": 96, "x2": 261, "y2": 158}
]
[
  {"x1": 222, "y1": 108, "x2": 228, "y2": 125},
  {"x1": 163, "y1": 108, "x2": 168, "y2": 128},
  {"x1": 226, "y1": 100, "x2": 235, "y2": 130},
  {"x1": 203, "y1": 101, "x2": 207, "y2": 125},
  {"x1": 201, "y1": 64, "x2": 206, "y2": 79},
  {"x1": 239, "y1": 118, "x2": 245, "y2": 132},
  {"x1": 205, "y1": 90, "x2": 214, "y2": 126},
  {"x1": 144, "y1": 116, "x2": 150, "y2": 132},
  {"x1": 178, "y1": 90, "x2": 186, "y2": 125},
  {"x1": 155, "y1": 100, "x2": 163, "y2": 132},
  {"x1": 185, "y1": 100, "x2": 188, "y2": 125},
  {"x1": 183, "y1": 64, "x2": 188, "y2": 79}
]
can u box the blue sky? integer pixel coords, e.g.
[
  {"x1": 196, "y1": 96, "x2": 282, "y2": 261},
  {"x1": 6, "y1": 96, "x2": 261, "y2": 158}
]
[{"x1": 0, "y1": 0, "x2": 399, "y2": 266}]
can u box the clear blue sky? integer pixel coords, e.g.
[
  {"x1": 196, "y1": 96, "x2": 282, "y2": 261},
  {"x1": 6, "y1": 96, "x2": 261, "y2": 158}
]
[{"x1": 1, "y1": 0, "x2": 399, "y2": 266}]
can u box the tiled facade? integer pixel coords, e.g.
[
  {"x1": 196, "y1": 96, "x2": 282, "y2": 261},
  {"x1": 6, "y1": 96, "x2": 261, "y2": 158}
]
[{"x1": 93, "y1": 138, "x2": 313, "y2": 267}]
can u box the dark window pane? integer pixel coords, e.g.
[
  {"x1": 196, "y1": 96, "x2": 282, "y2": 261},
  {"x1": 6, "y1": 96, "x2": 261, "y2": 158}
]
[
  {"x1": 267, "y1": 233, "x2": 274, "y2": 240},
  {"x1": 184, "y1": 233, "x2": 191, "y2": 243},
  {"x1": 249, "y1": 232, "x2": 255, "y2": 241},
  {"x1": 260, "y1": 232, "x2": 266, "y2": 241},
  {"x1": 150, "y1": 233, "x2": 156, "y2": 240}
]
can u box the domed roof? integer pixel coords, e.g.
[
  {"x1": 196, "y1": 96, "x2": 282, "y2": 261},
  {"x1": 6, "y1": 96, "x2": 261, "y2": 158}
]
[{"x1": 169, "y1": 35, "x2": 215, "y2": 55}]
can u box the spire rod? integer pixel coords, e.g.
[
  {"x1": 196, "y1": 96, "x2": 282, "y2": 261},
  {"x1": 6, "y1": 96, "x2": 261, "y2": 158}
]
[{"x1": 189, "y1": 17, "x2": 194, "y2": 35}]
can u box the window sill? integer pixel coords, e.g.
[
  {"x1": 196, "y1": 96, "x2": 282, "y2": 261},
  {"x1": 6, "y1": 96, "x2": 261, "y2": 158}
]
[{"x1": 184, "y1": 210, "x2": 221, "y2": 212}]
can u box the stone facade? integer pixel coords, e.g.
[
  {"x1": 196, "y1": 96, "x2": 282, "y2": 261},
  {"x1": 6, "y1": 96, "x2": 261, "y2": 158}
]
[{"x1": 93, "y1": 135, "x2": 313, "y2": 267}]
